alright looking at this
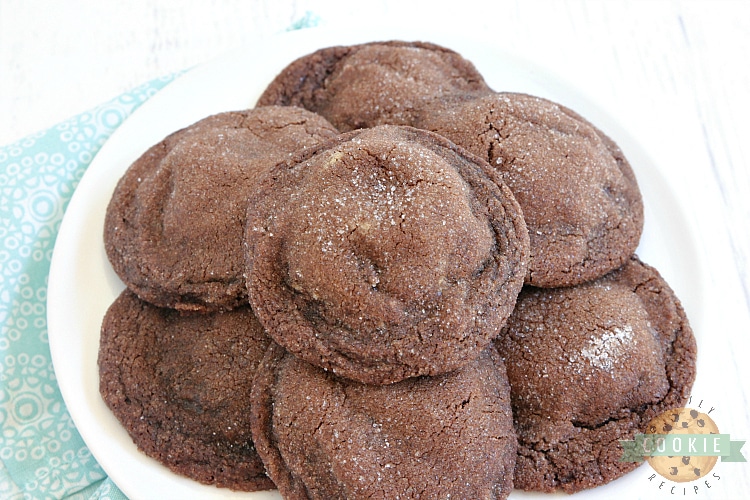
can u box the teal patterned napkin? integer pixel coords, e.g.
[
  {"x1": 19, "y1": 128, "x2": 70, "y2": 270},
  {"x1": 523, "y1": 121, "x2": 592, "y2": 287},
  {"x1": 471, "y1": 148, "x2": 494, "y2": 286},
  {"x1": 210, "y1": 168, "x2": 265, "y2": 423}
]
[
  {"x1": 0, "y1": 74, "x2": 179, "y2": 500},
  {"x1": 2, "y1": 15, "x2": 322, "y2": 500}
]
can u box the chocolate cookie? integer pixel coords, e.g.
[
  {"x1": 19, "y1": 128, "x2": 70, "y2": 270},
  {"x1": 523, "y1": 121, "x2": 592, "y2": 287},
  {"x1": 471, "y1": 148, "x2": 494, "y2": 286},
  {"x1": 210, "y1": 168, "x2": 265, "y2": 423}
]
[
  {"x1": 98, "y1": 289, "x2": 274, "y2": 491},
  {"x1": 257, "y1": 41, "x2": 490, "y2": 132},
  {"x1": 104, "y1": 106, "x2": 339, "y2": 312},
  {"x1": 251, "y1": 342, "x2": 517, "y2": 500},
  {"x1": 494, "y1": 256, "x2": 697, "y2": 492},
  {"x1": 245, "y1": 125, "x2": 529, "y2": 385},
  {"x1": 415, "y1": 91, "x2": 644, "y2": 287}
]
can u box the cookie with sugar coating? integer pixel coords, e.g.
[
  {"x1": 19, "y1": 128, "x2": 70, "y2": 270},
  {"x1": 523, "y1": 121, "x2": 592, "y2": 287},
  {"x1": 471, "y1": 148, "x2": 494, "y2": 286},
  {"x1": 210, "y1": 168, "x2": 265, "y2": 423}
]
[
  {"x1": 259, "y1": 40, "x2": 643, "y2": 288},
  {"x1": 251, "y1": 342, "x2": 517, "y2": 500},
  {"x1": 98, "y1": 289, "x2": 274, "y2": 491},
  {"x1": 245, "y1": 124, "x2": 529, "y2": 385},
  {"x1": 104, "y1": 106, "x2": 339, "y2": 312},
  {"x1": 494, "y1": 256, "x2": 697, "y2": 493},
  {"x1": 415, "y1": 91, "x2": 644, "y2": 287},
  {"x1": 257, "y1": 40, "x2": 490, "y2": 131}
]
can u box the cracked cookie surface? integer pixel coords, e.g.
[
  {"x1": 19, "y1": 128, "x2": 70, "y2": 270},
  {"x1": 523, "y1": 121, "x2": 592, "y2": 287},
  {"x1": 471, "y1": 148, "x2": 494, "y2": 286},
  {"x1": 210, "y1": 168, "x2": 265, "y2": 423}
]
[
  {"x1": 257, "y1": 40, "x2": 490, "y2": 132},
  {"x1": 259, "y1": 41, "x2": 643, "y2": 288},
  {"x1": 104, "y1": 106, "x2": 339, "y2": 312},
  {"x1": 494, "y1": 256, "x2": 696, "y2": 492},
  {"x1": 416, "y1": 92, "x2": 644, "y2": 287},
  {"x1": 251, "y1": 342, "x2": 516, "y2": 500},
  {"x1": 98, "y1": 289, "x2": 274, "y2": 491},
  {"x1": 245, "y1": 125, "x2": 529, "y2": 385}
]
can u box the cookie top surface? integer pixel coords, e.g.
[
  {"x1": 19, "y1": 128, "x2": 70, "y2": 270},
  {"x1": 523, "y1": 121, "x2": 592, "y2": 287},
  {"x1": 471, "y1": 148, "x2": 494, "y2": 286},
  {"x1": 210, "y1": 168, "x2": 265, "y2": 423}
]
[
  {"x1": 251, "y1": 342, "x2": 516, "y2": 500},
  {"x1": 494, "y1": 256, "x2": 697, "y2": 492},
  {"x1": 98, "y1": 289, "x2": 274, "y2": 491},
  {"x1": 416, "y1": 91, "x2": 644, "y2": 287},
  {"x1": 245, "y1": 124, "x2": 529, "y2": 384},
  {"x1": 104, "y1": 106, "x2": 339, "y2": 312},
  {"x1": 257, "y1": 40, "x2": 490, "y2": 132}
]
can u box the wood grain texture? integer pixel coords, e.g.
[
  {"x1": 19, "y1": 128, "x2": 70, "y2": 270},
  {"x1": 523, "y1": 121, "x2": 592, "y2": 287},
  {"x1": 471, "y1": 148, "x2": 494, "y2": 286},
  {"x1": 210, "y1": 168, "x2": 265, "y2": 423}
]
[{"x1": 2, "y1": 0, "x2": 748, "y2": 496}]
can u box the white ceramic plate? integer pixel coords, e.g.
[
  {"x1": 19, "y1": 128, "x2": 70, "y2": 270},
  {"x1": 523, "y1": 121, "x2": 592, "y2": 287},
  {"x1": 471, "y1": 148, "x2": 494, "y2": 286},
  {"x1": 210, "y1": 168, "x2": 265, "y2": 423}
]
[{"x1": 48, "y1": 27, "x2": 706, "y2": 499}]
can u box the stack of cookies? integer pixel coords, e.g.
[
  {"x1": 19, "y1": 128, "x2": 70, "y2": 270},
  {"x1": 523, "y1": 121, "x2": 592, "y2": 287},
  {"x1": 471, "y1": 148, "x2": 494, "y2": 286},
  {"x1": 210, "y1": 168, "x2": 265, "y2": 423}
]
[{"x1": 98, "y1": 40, "x2": 697, "y2": 498}]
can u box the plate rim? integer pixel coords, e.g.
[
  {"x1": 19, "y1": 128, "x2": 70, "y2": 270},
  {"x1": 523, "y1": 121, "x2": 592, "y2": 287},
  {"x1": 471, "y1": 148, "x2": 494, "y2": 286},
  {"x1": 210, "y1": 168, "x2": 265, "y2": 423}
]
[{"x1": 46, "y1": 25, "x2": 709, "y2": 499}]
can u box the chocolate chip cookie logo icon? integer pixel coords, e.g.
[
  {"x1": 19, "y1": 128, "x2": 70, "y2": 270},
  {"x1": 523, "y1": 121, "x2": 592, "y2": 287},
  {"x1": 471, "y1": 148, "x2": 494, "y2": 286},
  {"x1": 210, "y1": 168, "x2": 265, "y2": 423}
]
[
  {"x1": 646, "y1": 408, "x2": 720, "y2": 482},
  {"x1": 620, "y1": 406, "x2": 747, "y2": 483}
]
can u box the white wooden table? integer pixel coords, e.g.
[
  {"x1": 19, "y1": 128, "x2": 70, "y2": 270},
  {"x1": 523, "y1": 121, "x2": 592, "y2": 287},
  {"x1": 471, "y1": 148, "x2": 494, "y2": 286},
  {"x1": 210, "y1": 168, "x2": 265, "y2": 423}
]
[{"x1": 2, "y1": 0, "x2": 748, "y2": 498}]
